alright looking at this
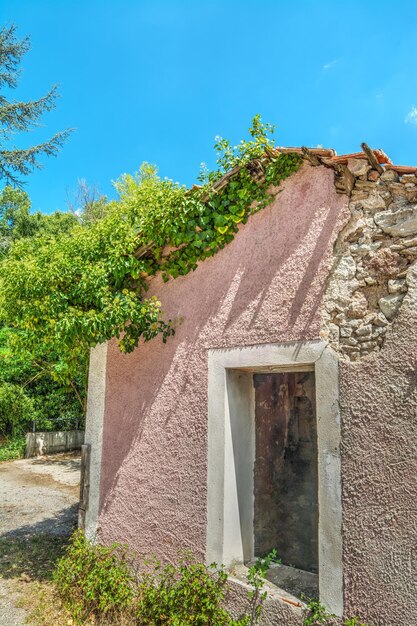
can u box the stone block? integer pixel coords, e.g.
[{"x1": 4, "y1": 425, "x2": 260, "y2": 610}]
[
  {"x1": 334, "y1": 256, "x2": 356, "y2": 280},
  {"x1": 387, "y1": 279, "x2": 407, "y2": 295},
  {"x1": 378, "y1": 294, "x2": 404, "y2": 320},
  {"x1": 356, "y1": 324, "x2": 372, "y2": 337},
  {"x1": 380, "y1": 169, "x2": 400, "y2": 183},
  {"x1": 367, "y1": 170, "x2": 380, "y2": 182},
  {"x1": 374, "y1": 206, "x2": 417, "y2": 237},
  {"x1": 348, "y1": 158, "x2": 371, "y2": 177}
]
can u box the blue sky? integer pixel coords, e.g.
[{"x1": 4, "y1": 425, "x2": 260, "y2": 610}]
[{"x1": 1, "y1": 0, "x2": 417, "y2": 214}]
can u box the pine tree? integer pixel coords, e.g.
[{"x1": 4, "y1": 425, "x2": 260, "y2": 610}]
[{"x1": 0, "y1": 25, "x2": 71, "y2": 186}]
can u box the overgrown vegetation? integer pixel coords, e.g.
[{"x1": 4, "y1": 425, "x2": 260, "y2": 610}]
[
  {"x1": 0, "y1": 24, "x2": 79, "y2": 447},
  {"x1": 0, "y1": 190, "x2": 85, "y2": 448},
  {"x1": 1, "y1": 528, "x2": 370, "y2": 626},
  {"x1": 54, "y1": 531, "x2": 135, "y2": 624},
  {"x1": 52, "y1": 530, "x2": 254, "y2": 625},
  {"x1": 0, "y1": 116, "x2": 301, "y2": 391},
  {"x1": 0, "y1": 434, "x2": 25, "y2": 461},
  {"x1": 134, "y1": 554, "x2": 247, "y2": 625},
  {"x1": 0, "y1": 115, "x2": 302, "y2": 441},
  {"x1": 36, "y1": 531, "x2": 370, "y2": 626}
]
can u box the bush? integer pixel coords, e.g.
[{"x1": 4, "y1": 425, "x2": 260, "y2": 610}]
[
  {"x1": 53, "y1": 532, "x2": 249, "y2": 625},
  {"x1": 0, "y1": 382, "x2": 37, "y2": 437},
  {"x1": 53, "y1": 530, "x2": 134, "y2": 624},
  {"x1": 0, "y1": 435, "x2": 26, "y2": 461},
  {"x1": 136, "y1": 553, "x2": 247, "y2": 625},
  {"x1": 53, "y1": 532, "x2": 371, "y2": 626}
]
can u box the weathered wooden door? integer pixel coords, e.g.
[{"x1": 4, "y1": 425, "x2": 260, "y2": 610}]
[{"x1": 253, "y1": 371, "x2": 318, "y2": 573}]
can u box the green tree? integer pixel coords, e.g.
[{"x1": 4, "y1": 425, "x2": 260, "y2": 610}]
[
  {"x1": 0, "y1": 326, "x2": 85, "y2": 427},
  {"x1": 0, "y1": 26, "x2": 79, "y2": 442},
  {"x1": 67, "y1": 178, "x2": 110, "y2": 225},
  {"x1": 0, "y1": 25, "x2": 71, "y2": 186},
  {"x1": 0, "y1": 185, "x2": 78, "y2": 256},
  {"x1": 0, "y1": 382, "x2": 37, "y2": 437},
  {"x1": 0, "y1": 117, "x2": 301, "y2": 378}
]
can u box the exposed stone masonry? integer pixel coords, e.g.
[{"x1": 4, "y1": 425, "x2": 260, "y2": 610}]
[{"x1": 322, "y1": 159, "x2": 417, "y2": 360}]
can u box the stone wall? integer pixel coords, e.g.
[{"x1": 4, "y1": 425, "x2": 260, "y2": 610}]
[{"x1": 322, "y1": 160, "x2": 417, "y2": 360}]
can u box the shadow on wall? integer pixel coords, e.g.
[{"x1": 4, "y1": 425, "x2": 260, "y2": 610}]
[{"x1": 98, "y1": 165, "x2": 349, "y2": 552}]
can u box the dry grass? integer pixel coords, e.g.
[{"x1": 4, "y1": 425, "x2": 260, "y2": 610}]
[
  {"x1": 0, "y1": 533, "x2": 73, "y2": 625},
  {"x1": 0, "y1": 534, "x2": 67, "y2": 581},
  {"x1": 18, "y1": 581, "x2": 72, "y2": 625},
  {"x1": 0, "y1": 533, "x2": 135, "y2": 625}
]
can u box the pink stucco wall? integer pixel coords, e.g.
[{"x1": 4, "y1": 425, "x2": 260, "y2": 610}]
[
  {"x1": 340, "y1": 291, "x2": 417, "y2": 625},
  {"x1": 97, "y1": 162, "x2": 417, "y2": 624},
  {"x1": 99, "y1": 163, "x2": 348, "y2": 553}
]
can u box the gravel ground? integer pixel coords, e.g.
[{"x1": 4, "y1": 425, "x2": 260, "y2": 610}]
[{"x1": 0, "y1": 453, "x2": 80, "y2": 625}]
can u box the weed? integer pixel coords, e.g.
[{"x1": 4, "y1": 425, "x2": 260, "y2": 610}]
[
  {"x1": 246, "y1": 549, "x2": 281, "y2": 625},
  {"x1": 136, "y1": 552, "x2": 246, "y2": 625},
  {"x1": 303, "y1": 599, "x2": 369, "y2": 626},
  {"x1": 303, "y1": 599, "x2": 332, "y2": 625}
]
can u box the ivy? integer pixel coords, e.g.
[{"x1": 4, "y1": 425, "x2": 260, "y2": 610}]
[{"x1": 0, "y1": 116, "x2": 302, "y2": 388}]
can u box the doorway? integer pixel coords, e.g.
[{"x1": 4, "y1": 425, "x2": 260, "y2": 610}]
[{"x1": 253, "y1": 371, "x2": 318, "y2": 574}]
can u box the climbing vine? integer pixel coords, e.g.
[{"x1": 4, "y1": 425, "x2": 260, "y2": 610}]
[{"x1": 0, "y1": 116, "x2": 302, "y2": 384}]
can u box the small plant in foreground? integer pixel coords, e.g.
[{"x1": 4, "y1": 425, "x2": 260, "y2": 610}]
[
  {"x1": 53, "y1": 532, "x2": 247, "y2": 625},
  {"x1": 53, "y1": 530, "x2": 134, "y2": 624},
  {"x1": 136, "y1": 552, "x2": 246, "y2": 625},
  {"x1": 303, "y1": 599, "x2": 333, "y2": 625},
  {"x1": 303, "y1": 599, "x2": 369, "y2": 626},
  {"x1": 246, "y1": 549, "x2": 281, "y2": 625}
]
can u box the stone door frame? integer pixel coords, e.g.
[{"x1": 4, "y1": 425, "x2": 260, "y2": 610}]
[{"x1": 206, "y1": 340, "x2": 343, "y2": 616}]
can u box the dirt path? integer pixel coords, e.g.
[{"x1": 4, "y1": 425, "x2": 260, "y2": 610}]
[{"x1": 0, "y1": 453, "x2": 80, "y2": 625}]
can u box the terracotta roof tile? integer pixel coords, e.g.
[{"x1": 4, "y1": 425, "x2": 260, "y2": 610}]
[
  {"x1": 275, "y1": 145, "x2": 416, "y2": 176},
  {"x1": 326, "y1": 149, "x2": 392, "y2": 165},
  {"x1": 384, "y1": 164, "x2": 417, "y2": 174},
  {"x1": 274, "y1": 147, "x2": 336, "y2": 158}
]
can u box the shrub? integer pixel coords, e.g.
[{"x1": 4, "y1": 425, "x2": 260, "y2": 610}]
[
  {"x1": 53, "y1": 532, "x2": 249, "y2": 625},
  {"x1": 136, "y1": 552, "x2": 247, "y2": 625},
  {"x1": 0, "y1": 435, "x2": 26, "y2": 461},
  {"x1": 52, "y1": 532, "x2": 371, "y2": 626},
  {"x1": 53, "y1": 530, "x2": 135, "y2": 624}
]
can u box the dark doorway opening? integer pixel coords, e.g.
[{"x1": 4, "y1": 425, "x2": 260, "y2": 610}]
[{"x1": 253, "y1": 370, "x2": 318, "y2": 584}]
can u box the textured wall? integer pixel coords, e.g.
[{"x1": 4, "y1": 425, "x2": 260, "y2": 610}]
[
  {"x1": 99, "y1": 163, "x2": 348, "y2": 565},
  {"x1": 98, "y1": 161, "x2": 417, "y2": 624},
  {"x1": 341, "y1": 263, "x2": 417, "y2": 626}
]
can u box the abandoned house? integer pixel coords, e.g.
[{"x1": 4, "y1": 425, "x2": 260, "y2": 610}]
[{"x1": 82, "y1": 146, "x2": 417, "y2": 626}]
